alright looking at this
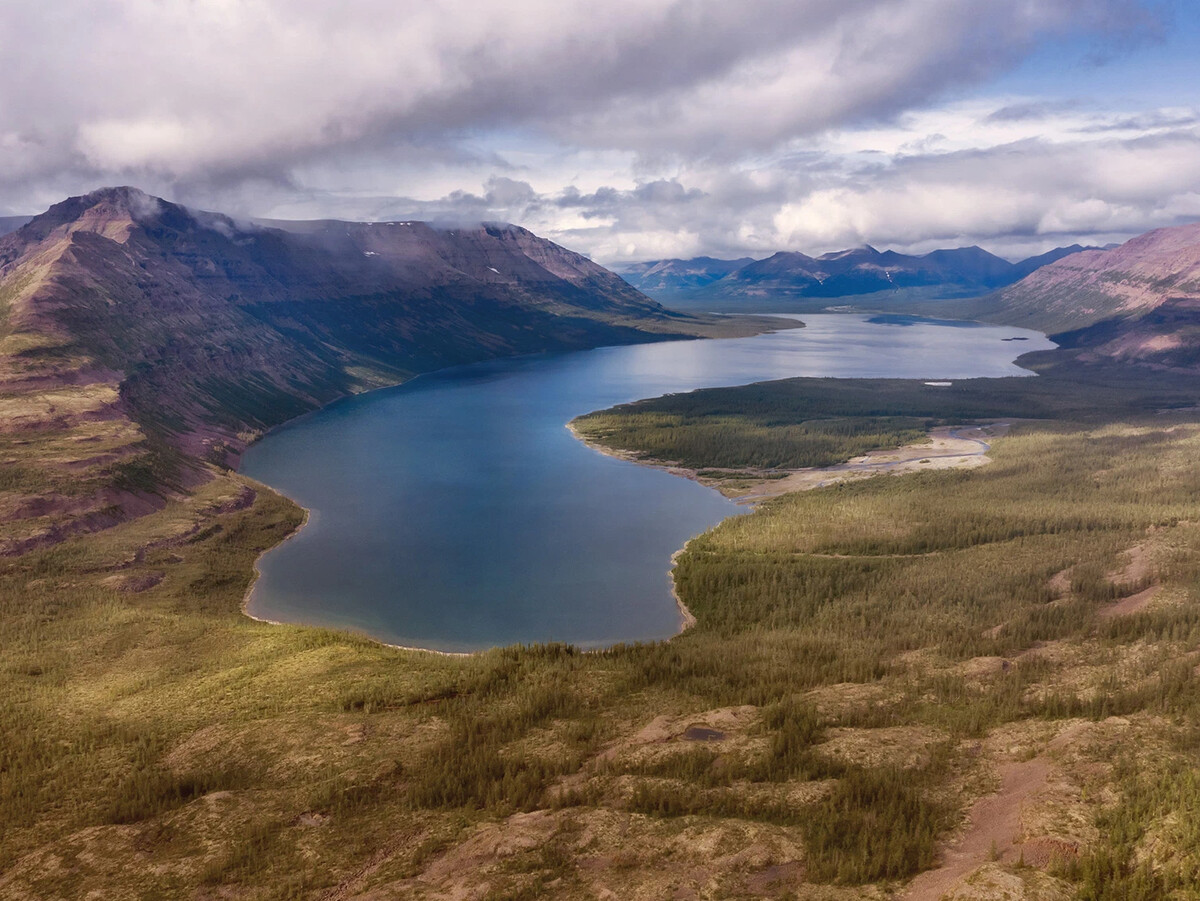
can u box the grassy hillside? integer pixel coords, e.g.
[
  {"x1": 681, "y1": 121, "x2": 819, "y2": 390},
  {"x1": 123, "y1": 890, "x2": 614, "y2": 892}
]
[{"x1": 4, "y1": 359, "x2": 1200, "y2": 897}]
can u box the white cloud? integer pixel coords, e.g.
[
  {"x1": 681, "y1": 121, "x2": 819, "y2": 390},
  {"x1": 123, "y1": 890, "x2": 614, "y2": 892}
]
[
  {"x1": 0, "y1": 0, "x2": 1188, "y2": 267},
  {"x1": 0, "y1": 2, "x2": 1152, "y2": 194}
]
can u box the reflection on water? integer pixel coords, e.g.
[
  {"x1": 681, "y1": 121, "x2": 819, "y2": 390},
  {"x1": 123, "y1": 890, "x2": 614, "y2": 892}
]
[{"x1": 240, "y1": 314, "x2": 1055, "y2": 652}]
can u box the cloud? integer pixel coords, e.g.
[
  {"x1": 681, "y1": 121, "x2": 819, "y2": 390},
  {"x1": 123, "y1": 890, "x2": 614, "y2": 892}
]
[
  {"x1": 0, "y1": 0, "x2": 1157, "y2": 209},
  {"x1": 0, "y1": 0, "x2": 1188, "y2": 268},
  {"x1": 339, "y1": 120, "x2": 1200, "y2": 263}
]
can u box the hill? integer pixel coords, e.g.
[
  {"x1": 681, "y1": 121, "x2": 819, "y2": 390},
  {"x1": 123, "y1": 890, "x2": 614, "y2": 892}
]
[{"x1": 0, "y1": 187, "x2": 749, "y2": 553}]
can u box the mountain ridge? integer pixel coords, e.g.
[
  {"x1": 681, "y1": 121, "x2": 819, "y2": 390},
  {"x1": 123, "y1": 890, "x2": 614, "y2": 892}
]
[
  {"x1": 959, "y1": 220, "x2": 1200, "y2": 367},
  {"x1": 619, "y1": 243, "x2": 1102, "y2": 304},
  {"x1": 0, "y1": 187, "x2": 751, "y2": 553}
]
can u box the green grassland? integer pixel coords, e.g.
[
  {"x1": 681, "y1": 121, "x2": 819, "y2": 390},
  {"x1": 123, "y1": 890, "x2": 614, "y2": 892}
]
[{"x1": 3, "y1": 357, "x2": 1200, "y2": 897}]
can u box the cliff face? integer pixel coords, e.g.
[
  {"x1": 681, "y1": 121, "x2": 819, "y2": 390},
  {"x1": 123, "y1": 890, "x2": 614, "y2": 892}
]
[{"x1": 0, "y1": 187, "x2": 705, "y2": 552}]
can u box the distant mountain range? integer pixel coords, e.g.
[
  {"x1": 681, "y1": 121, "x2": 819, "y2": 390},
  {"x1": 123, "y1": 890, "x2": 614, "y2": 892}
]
[
  {"x1": 612, "y1": 256, "x2": 757, "y2": 296},
  {"x1": 618, "y1": 222, "x2": 1200, "y2": 368},
  {"x1": 0, "y1": 215, "x2": 30, "y2": 236},
  {"x1": 0, "y1": 187, "x2": 728, "y2": 551},
  {"x1": 617, "y1": 243, "x2": 1103, "y2": 305}
]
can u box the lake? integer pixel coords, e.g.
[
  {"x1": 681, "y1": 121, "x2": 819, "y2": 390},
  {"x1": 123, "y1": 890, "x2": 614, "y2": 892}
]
[{"x1": 239, "y1": 314, "x2": 1055, "y2": 652}]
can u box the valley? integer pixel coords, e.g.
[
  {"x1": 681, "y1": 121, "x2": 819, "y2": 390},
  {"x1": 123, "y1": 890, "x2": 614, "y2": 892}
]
[
  {"x1": 2, "y1": 189, "x2": 1200, "y2": 899},
  {"x1": 5, "y1": 355, "x2": 1200, "y2": 898},
  {"x1": 5, "y1": 3, "x2": 1200, "y2": 898},
  {"x1": 0, "y1": 187, "x2": 775, "y2": 559}
]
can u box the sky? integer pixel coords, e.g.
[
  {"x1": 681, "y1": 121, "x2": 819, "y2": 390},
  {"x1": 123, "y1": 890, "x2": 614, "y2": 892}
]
[{"x1": 0, "y1": 0, "x2": 1197, "y2": 263}]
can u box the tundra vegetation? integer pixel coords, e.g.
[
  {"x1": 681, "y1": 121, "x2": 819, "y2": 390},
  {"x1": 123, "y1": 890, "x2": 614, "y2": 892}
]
[{"x1": 3, "y1": 352, "x2": 1200, "y2": 898}]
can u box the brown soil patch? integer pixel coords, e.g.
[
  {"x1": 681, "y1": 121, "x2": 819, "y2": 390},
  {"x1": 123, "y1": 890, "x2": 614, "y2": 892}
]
[
  {"x1": 726, "y1": 423, "x2": 1011, "y2": 503},
  {"x1": 366, "y1": 809, "x2": 810, "y2": 901},
  {"x1": 1098, "y1": 585, "x2": 1160, "y2": 619},
  {"x1": 100, "y1": 571, "x2": 165, "y2": 593},
  {"x1": 819, "y1": 726, "x2": 942, "y2": 770},
  {"x1": 1018, "y1": 836, "x2": 1082, "y2": 868},
  {"x1": 939, "y1": 862, "x2": 1074, "y2": 900},
  {"x1": 1047, "y1": 568, "x2": 1072, "y2": 598},
  {"x1": 739, "y1": 860, "x2": 806, "y2": 896},
  {"x1": 572, "y1": 421, "x2": 1013, "y2": 504},
  {"x1": 956, "y1": 656, "x2": 1010, "y2": 679},
  {"x1": 1108, "y1": 542, "x2": 1153, "y2": 586},
  {"x1": 602, "y1": 706, "x2": 758, "y2": 760},
  {"x1": 901, "y1": 722, "x2": 1089, "y2": 900}
]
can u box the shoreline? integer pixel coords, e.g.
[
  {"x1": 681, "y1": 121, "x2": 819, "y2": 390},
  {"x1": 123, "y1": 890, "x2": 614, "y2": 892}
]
[
  {"x1": 670, "y1": 542, "x2": 698, "y2": 631},
  {"x1": 568, "y1": 420, "x2": 1011, "y2": 503},
  {"x1": 238, "y1": 489, "x2": 473, "y2": 658},
  {"x1": 241, "y1": 415, "x2": 1009, "y2": 659},
  {"x1": 571, "y1": 419, "x2": 1012, "y2": 636},
  {"x1": 568, "y1": 419, "x2": 703, "y2": 633},
  {"x1": 234, "y1": 318, "x2": 798, "y2": 657},
  {"x1": 237, "y1": 318, "x2": 1012, "y2": 658}
]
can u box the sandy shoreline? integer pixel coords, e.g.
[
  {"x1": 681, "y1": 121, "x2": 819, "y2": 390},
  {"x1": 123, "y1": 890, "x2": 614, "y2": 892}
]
[
  {"x1": 670, "y1": 543, "x2": 698, "y2": 631},
  {"x1": 239, "y1": 490, "x2": 310, "y2": 629}
]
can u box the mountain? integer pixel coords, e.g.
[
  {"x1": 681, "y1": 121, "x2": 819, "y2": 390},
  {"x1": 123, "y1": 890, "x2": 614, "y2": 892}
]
[
  {"x1": 0, "y1": 215, "x2": 30, "y2": 236},
  {"x1": 964, "y1": 222, "x2": 1200, "y2": 366},
  {"x1": 706, "y1": 244, "x2": 1055, "y2": 300},
  {"x1": 614, "y1": 256, "x2": 756, "y2": 297},
  {"x1": 1008, "y1": 244, "x2": 1094, "y2": 281},
  {"x1": 0, "y1": 187, "x2": 734, "y2": 553},
  {"x1": 627, "y1": 244, "x2": 1098, "y2": 307}
]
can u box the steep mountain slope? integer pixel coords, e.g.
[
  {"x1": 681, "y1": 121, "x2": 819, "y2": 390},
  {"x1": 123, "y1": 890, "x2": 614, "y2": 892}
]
[
  {"x1": 614, "y1": 256, "x2": 756, "y2": 297},
  {"x1": 1008, "y1": 243, "x2": 1098, "y2": 281},
  {"x1": 971, "y1": 224, "x2": 1200, "y2": 331},
  {"x1": 0, "y1": 187, "x2": 729, "y2": 552},
  {"x1": 963, "y1": 222, "x2": 1200, "y2": 366}
]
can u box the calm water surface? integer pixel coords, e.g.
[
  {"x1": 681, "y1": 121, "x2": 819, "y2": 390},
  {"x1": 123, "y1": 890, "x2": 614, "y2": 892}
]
[{"x1": 240, "y1": 314, "x2": 1054, "y2": 652}]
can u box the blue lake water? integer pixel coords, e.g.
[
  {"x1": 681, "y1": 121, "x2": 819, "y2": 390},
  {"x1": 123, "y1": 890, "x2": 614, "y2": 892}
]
[{"x1": 239, "y1": 314, "x2": 1054, "y2": 652}]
